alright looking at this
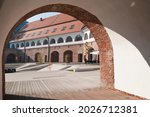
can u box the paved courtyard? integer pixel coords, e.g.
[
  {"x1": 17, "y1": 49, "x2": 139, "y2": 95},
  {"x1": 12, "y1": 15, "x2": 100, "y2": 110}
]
[{"x1": 5, "y1": 65, "x2": 143, "y2": 100}]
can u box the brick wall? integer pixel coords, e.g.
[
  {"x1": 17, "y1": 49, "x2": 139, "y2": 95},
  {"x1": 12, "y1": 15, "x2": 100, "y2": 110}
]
[{"x1": 25, "y1": 44, "x2": 84, "y2": 63}]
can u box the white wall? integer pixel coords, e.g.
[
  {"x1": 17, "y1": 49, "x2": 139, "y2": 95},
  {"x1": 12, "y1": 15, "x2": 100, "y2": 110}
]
[
  {"x1": 10, "y1": 32, "x2": 84, "y2": 49},
  {"x1": 106, "y1": 27, "x2": 150, "y2": 99},
  {"x1": 82, "y1": 28, "x2": 95, "y2": 43}
]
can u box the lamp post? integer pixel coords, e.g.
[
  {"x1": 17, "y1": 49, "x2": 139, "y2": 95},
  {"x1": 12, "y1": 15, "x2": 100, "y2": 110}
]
[
  {"x1": 47, "y1": 37, "x2": 50, "y2": 62},
  {"x1": 23, "y1": 40, "x2": 26, "y2": 63}
]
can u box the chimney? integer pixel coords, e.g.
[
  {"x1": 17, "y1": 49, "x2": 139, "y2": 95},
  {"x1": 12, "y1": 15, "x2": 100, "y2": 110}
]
[{"x1": 40, "y1": 18, "x2": 43, "y2": 21}]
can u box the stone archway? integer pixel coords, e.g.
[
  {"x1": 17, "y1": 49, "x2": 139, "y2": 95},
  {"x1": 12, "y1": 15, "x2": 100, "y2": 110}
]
[
  {"x1": 2, "y1": 3, "x2": 114, "y2": 98},
  {"x1": 63, "y1": 50, "x2": 73, "y2": 63},
  {"x1": 35, "y1": 53, "x2": 42, "y2": 63},
  {"x1": 51, "y1": 51, "x2": 59, "y2": 62}
]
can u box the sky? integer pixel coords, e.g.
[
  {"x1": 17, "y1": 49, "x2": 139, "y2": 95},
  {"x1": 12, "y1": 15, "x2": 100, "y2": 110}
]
[{"x1": 26, "y1": 12, "x2": 60, "y2": 22}]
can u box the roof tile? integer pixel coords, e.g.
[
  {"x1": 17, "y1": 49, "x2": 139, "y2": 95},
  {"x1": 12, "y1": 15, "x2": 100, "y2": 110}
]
[{"x1": 15, "y1": 14, "x2": 84, "y2": 41}]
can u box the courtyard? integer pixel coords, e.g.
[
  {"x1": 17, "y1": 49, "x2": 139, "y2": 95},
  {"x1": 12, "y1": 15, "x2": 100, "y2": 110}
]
[{"x1": 5, "y1": 63, "x2": 142, "y2": 100}]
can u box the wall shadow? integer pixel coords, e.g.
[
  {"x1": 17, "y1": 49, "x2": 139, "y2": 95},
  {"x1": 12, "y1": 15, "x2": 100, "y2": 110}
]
[{"x1": 4, "y1": 94, "x2": 56, "y2": 100}]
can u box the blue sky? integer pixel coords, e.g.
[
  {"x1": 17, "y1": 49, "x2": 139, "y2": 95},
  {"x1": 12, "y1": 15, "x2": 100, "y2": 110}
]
[{"x1": 26, "y1": 12, "x2": 60, "y2": 22}]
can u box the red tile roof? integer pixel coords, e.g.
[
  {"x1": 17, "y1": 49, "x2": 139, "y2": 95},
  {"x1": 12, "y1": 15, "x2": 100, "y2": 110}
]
[
  {"x1": 21, "y1": 13, "x2": 77, "y2": 32},
  {"x1": 16, "y1": 21, "x2": 84, "y2": 41},
  {"x1": 15, "y1": 13, "x2": 84, "y2": 41}
]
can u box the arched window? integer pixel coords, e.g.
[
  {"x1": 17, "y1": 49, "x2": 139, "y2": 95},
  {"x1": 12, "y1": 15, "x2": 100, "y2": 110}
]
[
  {"x1": 26, "y1": 42, "x2": 29, "y2": 47},
  {"x1": 21, "y1": 43, "x2": 24, "y2": 47},
  {"x1": 89, "y1": 32, "x2": 93, "y2": 38},
  {"x1": 50, "y1": 39, "x2": 55, "y2": 44},
  {"x1": 11, "y1": 44, "x2": 15, "y2": 48},
  {"x1": 84, "y1": 33, "x2": 88, "y2": 40},
  {"x1": 16, "y1": 43, "x2": 19, "y2": 48},
  {"x1": 37, "y1": 40, "x2": 41, "y2": 46},
  {"x1": 75, "y1": 35, "x2": 82, "y2": 41},
  {"x1": 57, "y1": 37, "x2": 64, "y2": 43},
  {"x1": 43, "y1": 39, "x2": 48, "y2": 45},
  {"x1": 66, "y1": 36, "x2": 73, "y2": 42},
  {"x1": 31, "y1": 41, "x2": 35, "y2": 46}
]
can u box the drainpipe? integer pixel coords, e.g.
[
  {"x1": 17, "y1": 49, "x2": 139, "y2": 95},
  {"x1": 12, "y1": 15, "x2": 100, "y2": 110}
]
[{"x1": 23, "y1": 40, "x2": 26, "y2": 63}]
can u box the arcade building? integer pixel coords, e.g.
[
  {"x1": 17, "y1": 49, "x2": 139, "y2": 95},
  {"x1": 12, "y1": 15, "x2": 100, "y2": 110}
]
[{"x1": 6, "y1": 13, "x2": 99, "y2": 64}]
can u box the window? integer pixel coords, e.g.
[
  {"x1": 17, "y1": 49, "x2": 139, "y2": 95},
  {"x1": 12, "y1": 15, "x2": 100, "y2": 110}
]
[
  {"x1": 70, "y1": 25, "x2": 75, "y2": 29},
  {"x1": 66, "y1": 36, "x2": 73, "y2": 42},
  {"x1": 44, "y1": 30, "x2": 49, "y2": 34},
  {"x1": 75, "y1": 35, "x2": 82, "y2": 41},
  {"x1": 50, "y1": 39, "x2": 55, "y2": 44},
  {"x1": 31, "y1": 41, "x2": 35, "y2": 46},
  {"x1": 16, "y1": 43, "x2": 19, "y2": 48},
  {"x1": 31, "y1": 33, "x2": 36, "y2": 37},
  {"x1": 38, "y1": 31, "x2": 42, "y2": 35},
  {"x1": 22, "y1": 34, "x2": 26, "y2": 38},
  {"x1": 21, "y1": 43, "x2": 24, "y2": 47},
  {"x1": 16, "y1": 34, "x2": 24, "y2": 39},
  {"x1": 16, "y1": 35, "x2": 20, "y2": 39},
  {"x1": 25, "y1": 34, "x2": 30, "y2": 38},
  {"x1": 61, "y1": 26, "x2": 67, "y2": 31},
  {"x1": 11, "y1": 44, "x2": 15, "y2": 48},
  {"x1": 22, "y1": 34, "x2": 25, "y2": 38},
  {"x1": 43, "y1": 39, "x2": 48, "y2": 45},
  {"x1": 52, "y1": 28, "x2": 57, "y2": 33},
  {"x1": 26, "y1": 42, "x2": 29, "y2": 47},
  {"x1": 89, "y1": 32, "x2": 93, "y2": 38},
  {"x1": 37, "y1": 40, "x2": 41, "y2": 46},
  {"x1": 84, "y1": 33, "x2": 88, "y2": 40},
  {"x1": 57, "y1": 37, "x2": 64, "y2": 43}
]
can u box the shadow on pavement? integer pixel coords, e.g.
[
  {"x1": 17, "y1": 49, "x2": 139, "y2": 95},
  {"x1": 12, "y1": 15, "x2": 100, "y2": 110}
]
[{"x1": 4, "y1": 94, "x2": 56, "y2": 100}]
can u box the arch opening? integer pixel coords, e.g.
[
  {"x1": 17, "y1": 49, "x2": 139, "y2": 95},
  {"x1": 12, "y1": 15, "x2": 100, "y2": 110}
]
[
  {"x1": 43, "y1": 39, "x2": 48, "y2": 45},
  {"x1": 31, "y1": 41, "x2": 35, "y2": 46},
  {"x1": 37, "y1": 40, "x2": 41, "y2": 46},
  {"x1": 2, "y1": 3, "x2": 114, "y2": 99},
  {"x1": 75, "y1": 35, "x2": 82, "y2": 41},
  {"x1": 66, "y1": 36, "x2": 73, "y2": 42},
  {"x1": 57, "y1": 37, "x2": 64, "y2": 43},
  {"x1": 35, "y1": 53, "x2": 42, "y2": 62},
  {"x1": 51, "y1": 51, "x2": 59, "y2": 62},
  {"x1": 84, "y1": 33, "x2": 88, "y2": 40},
  {"x1": 50, "y1": 39, "x2": 56, "y2": 44},
  {"x1": 63, "y1": 50, "x2": 73, "y2": 63},
  {"x1": 26, "y1": 42, "x2": 30, "y2": 47}
]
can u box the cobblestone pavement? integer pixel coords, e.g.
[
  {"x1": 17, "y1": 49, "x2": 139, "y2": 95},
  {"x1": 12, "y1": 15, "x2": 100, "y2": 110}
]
[{"x1": 5, "y1": 70, "x2": 143, "y2": 100}]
